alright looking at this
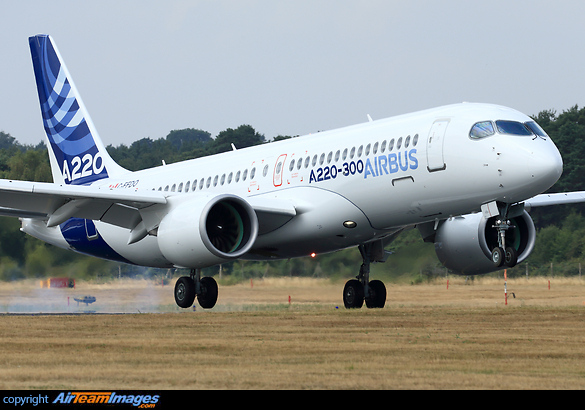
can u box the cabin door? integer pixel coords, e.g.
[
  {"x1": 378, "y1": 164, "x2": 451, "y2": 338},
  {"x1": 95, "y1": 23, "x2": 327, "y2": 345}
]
[{"x1": 426, "y1": 119, "x2": 449, "y2": 172}]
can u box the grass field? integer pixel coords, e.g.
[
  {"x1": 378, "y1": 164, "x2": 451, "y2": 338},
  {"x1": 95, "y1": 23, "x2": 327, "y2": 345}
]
[{"x1": 0, "y1": 276, "x2": 584, "y2": 389}]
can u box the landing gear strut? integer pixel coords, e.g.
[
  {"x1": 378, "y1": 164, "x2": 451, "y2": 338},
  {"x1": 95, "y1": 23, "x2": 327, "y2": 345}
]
[
  {"x1": 490, "y1": 204, "x2": 518, "y2": 268},
  {"x1": 174, "y1": 269, "x2": 218, "y2": 309},
  {"x1": 343, "y1": 244, "x2": 387, "y2": 309}
]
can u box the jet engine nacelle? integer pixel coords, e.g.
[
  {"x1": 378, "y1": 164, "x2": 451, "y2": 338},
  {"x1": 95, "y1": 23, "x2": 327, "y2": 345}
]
[
  {"x1": 430, "y1": 210, "x2": 536, "y2": 275},
  {"x1": 157, "y1": 194, "x2": 259, "y2": 268}
]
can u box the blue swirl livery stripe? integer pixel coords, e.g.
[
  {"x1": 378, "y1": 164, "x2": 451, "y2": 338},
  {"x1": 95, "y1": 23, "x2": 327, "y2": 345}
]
[
  {"x1": 60, "y1": 218, "x2": 132, "y2": 264},
  {"x1": 29, "y1": 35, "x2": 108, "y2": 185}
]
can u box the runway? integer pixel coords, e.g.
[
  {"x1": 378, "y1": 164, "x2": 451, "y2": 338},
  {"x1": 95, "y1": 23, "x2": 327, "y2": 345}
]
[{"x1": 1, "y1": 277, "x2": 585, "y2": 389}]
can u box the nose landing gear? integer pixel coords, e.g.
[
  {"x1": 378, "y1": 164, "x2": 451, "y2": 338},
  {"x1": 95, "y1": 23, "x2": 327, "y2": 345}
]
[
  {"x1": 491, "y1": 219, "x2": 518, "y2": 268},
  {"x1": 485, "y1": 202, "x2": 520, "y2": 269}
]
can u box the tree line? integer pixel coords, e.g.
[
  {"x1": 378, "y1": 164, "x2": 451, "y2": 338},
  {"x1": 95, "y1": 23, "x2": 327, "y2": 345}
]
[{"x1": 1, "y1": 106, "x2": 585, "y2": 282}]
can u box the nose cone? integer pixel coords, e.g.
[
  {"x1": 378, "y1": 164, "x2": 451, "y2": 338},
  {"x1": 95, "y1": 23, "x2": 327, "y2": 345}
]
[
  {"x1": 499, "y1": 138, "x2": 564, "y2": 204},
  {"x1": 529, "y1": 140, "x2": 563, "y2": 192}
]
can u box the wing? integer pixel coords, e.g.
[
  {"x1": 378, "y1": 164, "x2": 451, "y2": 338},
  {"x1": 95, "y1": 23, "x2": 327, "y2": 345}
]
[
  {"x1": 246, "y1": 196, "x2": 297, "y2": 234},
  {"x1": 524, "y1": 191, "x2": 585, "y2": 210},
  {"x1": 0, "y1": 179, "x2": 298, "y2": 242},
  {"x1": 0, "y1": 179, "x2": 167, "y2": 230}
]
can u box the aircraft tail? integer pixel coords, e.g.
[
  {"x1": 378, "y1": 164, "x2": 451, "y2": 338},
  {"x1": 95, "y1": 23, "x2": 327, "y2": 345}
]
[{"x1": 29, "y1": 34, "x2": 127, "y2": 185}]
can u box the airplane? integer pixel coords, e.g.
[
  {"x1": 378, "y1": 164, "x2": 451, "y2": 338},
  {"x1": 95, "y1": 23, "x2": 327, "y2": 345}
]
[{"x1": 2, "y1": 34, "x2": 583, "y2": 310}]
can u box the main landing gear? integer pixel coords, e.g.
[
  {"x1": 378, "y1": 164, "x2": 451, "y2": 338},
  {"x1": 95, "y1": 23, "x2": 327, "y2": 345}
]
[
  {"x1": 175, "y1": 269, "x2": 218, "y2": 309},
  {"x1": 343, "y1": 244, "x2": 387, "y2": 309}
]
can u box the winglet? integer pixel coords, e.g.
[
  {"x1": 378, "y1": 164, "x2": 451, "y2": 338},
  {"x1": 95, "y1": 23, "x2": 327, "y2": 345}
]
[{"x1": 29, "y1": 34, "x2": 127, "y2": 185}]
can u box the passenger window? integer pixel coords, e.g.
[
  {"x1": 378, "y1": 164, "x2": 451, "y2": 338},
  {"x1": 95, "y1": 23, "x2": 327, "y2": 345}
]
[
  {"x1": 388, "y1": 139, "x2": 395, "y2": 151},
  {"x1": 342, "y1": 148, "x2": 348, "y2": 161},
  {"x1": 206, "y1": 177, "x2": 211, "y2": 188},
  {"x1": 199, "y1": 178, "x2": 204, "y2": 190},
  {"x1": 228, "y1": 172, "x2": 233, "y2": 184},
  {"x1": 380, "y1": 140, "x2": 387, "y2": 153},
  {"x1": 335, "y1": 150, "x2": 340, "y2": 162},
  {"x1": 350, "y1": 147, "x2": 355, "y2": 159},
  {"x1": 164, "y1": 185, "x2": 169, "y2": 192},
  {"x1": 178, "y1": 183, "x2": 183, "y2": 192},
  {"x1": 413, "y1": 134, "x2": 419, "y2": 146},
  {"x1": 235, "y1": 171, "x2": 241, "y2": 183},
  {"x1": 220, "y1": 174, "x2": 226, "y2": 185},
  {"x1": 250, "y1": 167, "x2": 256, "y2": 180},
  {"x1": 470, "y1": 121, "x2": 495, "y2": 139},
  {"x1": 312, "y1": 155, "x2": 318, "y2": 166},
  {"x1": 263, "y1": 164, "x2": 269, "y2": 177},
  {"x1": 289, "y1": 159, "x2": 295, "y2": 172},
  {"x1": 243, "y1": 169, "x2": 248, "y2": 181},
  {"x1": 185, "y1": 181, "x2": 190, "y2": 192},
  {"x1": 319, "y1": 153, "x2": 325, "y2": 165},
  {"x1": 171, "y1": 184, "x2": 176, "y2": 192},
  {"x1": 365, "y1": 144, "x2": 371, "y2": 156},
  {"x1": 327, "y1": 152, "x2": 333, "y2": 164},
  {"x1": 397, "y1": 137, "x2": 403, "y2": 150},
  {"x1": 304, "y1": 156, "x2": 310, "y2": 168},
  {"x1": 357, "y1": 145, "x2": 363, "y2": 157},
  {"x1": 405, "y1": 136, "x2": 411, "y2": 148},
  {"x1": 373, "y1": 142, "x2": 378, "y2": 155},
  {"x1": 297, "y1": 159, "x2": 302, "y2": 170}
]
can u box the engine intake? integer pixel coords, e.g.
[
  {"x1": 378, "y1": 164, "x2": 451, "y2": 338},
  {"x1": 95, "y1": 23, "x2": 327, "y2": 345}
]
[
  {"x1": 428, "y1": 210, "x2": 536, "y2": 275},
  {"x1": 157, "y1": 194, "x2": 259, "y2": 268}
]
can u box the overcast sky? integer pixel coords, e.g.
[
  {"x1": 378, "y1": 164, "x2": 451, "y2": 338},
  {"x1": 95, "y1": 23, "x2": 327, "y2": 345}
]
[{"x1": 1, "y1": 0, "x2": 585, "y2": 146}]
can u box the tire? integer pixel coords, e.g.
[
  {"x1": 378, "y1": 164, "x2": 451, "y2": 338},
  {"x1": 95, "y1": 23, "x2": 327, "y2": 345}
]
[
  {"x1": 343, "y1": 279, "x2": 364, "y2": 309},
  {"x1": 491, "y1": 247, "x2": 504, "y2": 267},
  {"x1": 365, "y1": 280, "x2": 386, "y2": 309},
  {"x1": 198, "y1": 276, "x2": 218, "y2": 309},
  {"x1": 505, "y1": 247, "x2": 518, "y2": 267},
  {"x1": 175, "y1": 276, "x2": 196, "y2": 308}
]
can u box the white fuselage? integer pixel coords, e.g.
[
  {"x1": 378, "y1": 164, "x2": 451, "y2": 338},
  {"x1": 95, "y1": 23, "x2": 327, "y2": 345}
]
[{"x1": 23, "y1": 103, "x2": 563, "y2": 268}]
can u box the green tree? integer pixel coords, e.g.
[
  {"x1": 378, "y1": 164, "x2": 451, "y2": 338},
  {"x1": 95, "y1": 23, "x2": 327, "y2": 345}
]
[
  {"x1": 6, "y1": 149, "x2": 51, "y2": 182},
  {"x1": 166, "y1": 128, "x2": 211, "y2": 150},
  {"x1": 209, "y1": 125, "x2": 265, "y2": 154}
]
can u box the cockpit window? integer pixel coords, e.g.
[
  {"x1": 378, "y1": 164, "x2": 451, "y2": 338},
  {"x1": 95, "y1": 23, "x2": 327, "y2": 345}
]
[
  {"x1": 471, "y1": 119, "x2": 548, "y2": 139},
  {"x1": 495, "y1": 120, "x2": 533, "y2": 136},
  {"x1": 525, "y1": 121, "x2": 548, "y2": 138},
  {"x1": 470, "y1": 121, "x2": 495, "y2": 139}
]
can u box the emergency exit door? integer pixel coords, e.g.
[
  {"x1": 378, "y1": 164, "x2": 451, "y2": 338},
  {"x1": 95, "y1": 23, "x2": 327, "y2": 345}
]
[{"x1": 273, "y1": 154, "x2": 287, "y2": 187}]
